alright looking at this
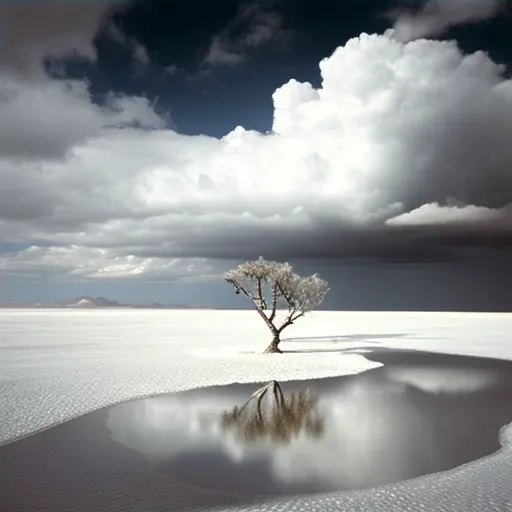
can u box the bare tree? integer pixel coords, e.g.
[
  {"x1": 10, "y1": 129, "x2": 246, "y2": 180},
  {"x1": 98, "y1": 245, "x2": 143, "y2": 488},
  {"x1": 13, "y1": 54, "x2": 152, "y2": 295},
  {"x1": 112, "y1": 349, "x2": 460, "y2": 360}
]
[{"x1": 224, "y1": 257, "x2": 329, "y2": 353}]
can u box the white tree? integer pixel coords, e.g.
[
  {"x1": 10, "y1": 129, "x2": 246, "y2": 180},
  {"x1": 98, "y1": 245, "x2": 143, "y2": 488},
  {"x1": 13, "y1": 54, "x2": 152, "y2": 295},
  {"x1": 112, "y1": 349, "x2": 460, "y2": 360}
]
[{"x1": 224, "y1": 257, "x2": 329, "y2": 353}]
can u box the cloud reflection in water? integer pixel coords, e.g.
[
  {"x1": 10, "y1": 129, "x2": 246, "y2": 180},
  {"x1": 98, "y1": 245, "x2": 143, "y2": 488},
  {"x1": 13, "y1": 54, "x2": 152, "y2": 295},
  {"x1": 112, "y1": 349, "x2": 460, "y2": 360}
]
[{"x1": 106, "y1": 365, "x2": 505, "y2": 495}]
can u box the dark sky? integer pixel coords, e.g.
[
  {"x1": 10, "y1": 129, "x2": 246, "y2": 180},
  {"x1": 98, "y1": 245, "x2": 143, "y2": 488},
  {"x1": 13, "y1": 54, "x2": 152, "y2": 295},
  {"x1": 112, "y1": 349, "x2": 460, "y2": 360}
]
[{"x1": 0, "y1": 0, "x2": 511, "y2": 310}]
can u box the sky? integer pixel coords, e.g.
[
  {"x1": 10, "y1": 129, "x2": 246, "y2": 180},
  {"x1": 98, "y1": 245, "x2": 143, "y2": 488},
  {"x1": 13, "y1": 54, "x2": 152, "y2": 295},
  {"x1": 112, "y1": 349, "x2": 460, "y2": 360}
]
[{"x1": 1, "y1": 0, "x2": 512, "y2": 311}]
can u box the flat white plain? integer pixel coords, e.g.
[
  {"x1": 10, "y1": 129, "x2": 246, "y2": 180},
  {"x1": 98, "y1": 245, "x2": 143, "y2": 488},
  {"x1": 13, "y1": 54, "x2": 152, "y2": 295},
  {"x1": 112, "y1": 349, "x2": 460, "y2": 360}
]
[
  {"x1": 2, "y1": 309, "x2": 512, "y2": 444},
  {"x1": 2, "y1": 309, "x2": 512, "y2": 512}
]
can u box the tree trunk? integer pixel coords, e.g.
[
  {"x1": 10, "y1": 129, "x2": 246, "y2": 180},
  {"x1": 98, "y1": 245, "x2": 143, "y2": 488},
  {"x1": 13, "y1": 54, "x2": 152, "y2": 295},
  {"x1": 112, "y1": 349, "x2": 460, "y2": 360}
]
[{"x1": 264, "y1": 333, "x2": 282, "y2": 354}]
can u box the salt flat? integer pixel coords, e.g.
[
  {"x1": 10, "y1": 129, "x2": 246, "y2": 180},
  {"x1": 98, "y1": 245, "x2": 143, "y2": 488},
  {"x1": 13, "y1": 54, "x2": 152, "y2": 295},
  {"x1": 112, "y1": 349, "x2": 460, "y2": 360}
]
[
  {"x1": 1, "y1": 309, "x2": 511, "y2": 444},
  {"x1": 2, "y1": 310, "x2": 512, "y2": 512}
]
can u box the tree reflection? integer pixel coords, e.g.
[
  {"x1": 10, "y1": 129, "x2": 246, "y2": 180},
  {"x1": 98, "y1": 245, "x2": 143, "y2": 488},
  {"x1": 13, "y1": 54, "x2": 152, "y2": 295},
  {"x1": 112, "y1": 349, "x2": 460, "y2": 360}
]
[{"x1": 221, "y1": 381, "x2": 325, "y2": 444}]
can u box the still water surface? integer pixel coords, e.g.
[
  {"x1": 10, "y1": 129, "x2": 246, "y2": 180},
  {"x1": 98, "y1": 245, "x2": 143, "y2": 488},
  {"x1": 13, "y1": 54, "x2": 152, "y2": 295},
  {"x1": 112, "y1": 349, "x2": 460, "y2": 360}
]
[{"x1": 107, "y1": 350, "x2": 512, "y2": 495}]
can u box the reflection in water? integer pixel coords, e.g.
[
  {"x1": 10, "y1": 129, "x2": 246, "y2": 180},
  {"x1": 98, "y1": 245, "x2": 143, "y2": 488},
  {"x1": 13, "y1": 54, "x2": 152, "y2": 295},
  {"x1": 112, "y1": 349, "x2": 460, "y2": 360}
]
[
  {"x1": 387, "y1": 367, "x2": 499, "y2": 394},
  {"x1": 221, "y1": 381, "x2": 325, "y2": 444},
  {"x1": 106, "y1": 353, "x2": 512, "y2": 496}
]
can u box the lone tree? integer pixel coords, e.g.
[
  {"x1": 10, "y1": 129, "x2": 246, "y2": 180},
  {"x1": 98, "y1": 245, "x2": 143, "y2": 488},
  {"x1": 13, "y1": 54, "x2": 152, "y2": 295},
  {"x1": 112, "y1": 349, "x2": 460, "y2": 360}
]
[{"x1": 224, "y1": 257, "x2": 329, "y2": 353}]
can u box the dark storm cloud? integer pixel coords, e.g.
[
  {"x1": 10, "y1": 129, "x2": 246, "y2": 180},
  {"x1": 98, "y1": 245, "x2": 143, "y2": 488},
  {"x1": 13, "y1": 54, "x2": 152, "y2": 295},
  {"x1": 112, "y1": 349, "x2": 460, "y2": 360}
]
[
  {"x1": 0, "y1": 1, "x2": 125, "y2": 78},
  {"x1": 103, "y1": 220, "x2": 510, "y2": 263}
]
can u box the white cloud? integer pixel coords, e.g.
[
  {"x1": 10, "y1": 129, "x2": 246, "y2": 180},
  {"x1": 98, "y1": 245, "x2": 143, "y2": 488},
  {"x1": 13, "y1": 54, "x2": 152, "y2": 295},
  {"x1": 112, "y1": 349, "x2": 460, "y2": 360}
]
[
  {"x1": 202, "y1": 2, "x2": 287, "y2": 67},
  {"x1": 386, "y1": 203, "x2": 512, "y2": 227},
  {"x1": 0, "y1": 0, "x2": 161, "y2": 161},
  {"x1": 0, "y1": 245, "x2": 222, "y2": 282},
  {"x1": 1, "y1": 31, "x2": 512, "y2": 279},
  {"x1": 0, "y1": 73, "x2": 165, "y2": 160},
  {"x1": 391, "y1": 0, "x2": 505, "y2": 43}
]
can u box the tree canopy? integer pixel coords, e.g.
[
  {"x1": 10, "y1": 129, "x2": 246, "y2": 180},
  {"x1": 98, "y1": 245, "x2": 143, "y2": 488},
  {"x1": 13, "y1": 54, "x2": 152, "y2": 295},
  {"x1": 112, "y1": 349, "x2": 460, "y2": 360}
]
[{"x1": 224, "y1": 257, "x2": 329, "y2": 352}]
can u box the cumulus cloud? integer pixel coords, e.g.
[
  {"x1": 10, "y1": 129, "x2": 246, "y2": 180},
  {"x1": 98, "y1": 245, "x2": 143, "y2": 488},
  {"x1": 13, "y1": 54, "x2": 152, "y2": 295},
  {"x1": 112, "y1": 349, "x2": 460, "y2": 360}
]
[
  {"x1": 1, "y1": 30, "x2": 512, "y2": 279},
  {"x1": 202, "y1": 1, "x2": 287, "y2": 67},
  {"x1": 391, "y1": 0, "x2": 505, "y2": 43}
]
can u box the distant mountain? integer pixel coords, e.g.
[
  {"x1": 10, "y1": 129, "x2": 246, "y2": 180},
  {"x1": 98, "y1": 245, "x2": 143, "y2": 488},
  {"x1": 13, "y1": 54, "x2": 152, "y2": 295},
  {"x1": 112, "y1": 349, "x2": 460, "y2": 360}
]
[
  {"x1": 59, "y1": 296, "x2": 125, "y2": 308},
  {"x1": 0, "y1": 296, "x2": 194, "y2": 309}
]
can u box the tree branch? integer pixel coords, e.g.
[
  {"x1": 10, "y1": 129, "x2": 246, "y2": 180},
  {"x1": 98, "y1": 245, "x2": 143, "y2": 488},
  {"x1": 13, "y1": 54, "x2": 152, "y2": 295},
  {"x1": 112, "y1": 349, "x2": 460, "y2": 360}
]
[
  {"x1": 278, "y1": 307, "x2": 298, "y2": 333},
  {"x1": 277, "y1": 282, "x2": 294, "y2": 308},
  {"x1": 291, "y1": 311, "x2": 305, "y2": 322},
  {"x1": 232, "y1": 282, "x2": 276, "y2": 332},
  {"x1": 257, "y1": 277, "x2": 267, "y2": 309},
  {"x1": 268, "y1": 283, "x2": 279, "y2": 323},
  {"x1": 253, "y1": 301, "x2": 276, "y2": 332}
]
